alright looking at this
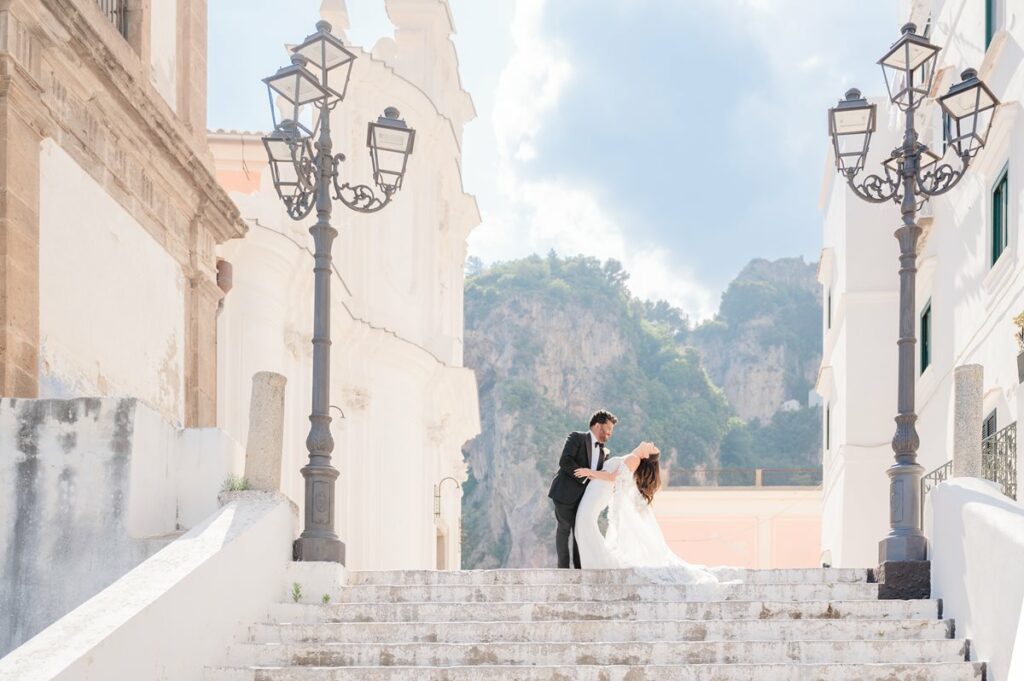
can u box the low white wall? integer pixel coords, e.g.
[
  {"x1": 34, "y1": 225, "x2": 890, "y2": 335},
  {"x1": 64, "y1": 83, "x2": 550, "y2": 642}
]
[
  {"x1": 0, "y1": 397, "x2": 243, "y2": 655},
  {"x1": 927, "y1": 478, "x2": 1024, "y2": 681},
  {"x1": 0, "y1": 492, "x2": 297, "y2": 681}
]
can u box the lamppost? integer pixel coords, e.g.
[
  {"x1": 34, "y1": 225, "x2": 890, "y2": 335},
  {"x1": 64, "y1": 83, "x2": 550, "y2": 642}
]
[
  {"x1": 262, "y1": 21, "x2": 416, "y2": 563},
  {"x1": 828, "y1": 23, "x2": 997, "y2": 591}
]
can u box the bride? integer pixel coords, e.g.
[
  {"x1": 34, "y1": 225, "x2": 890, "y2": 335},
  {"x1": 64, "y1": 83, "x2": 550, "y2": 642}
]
[{"x1": 572, "y1": 441, "x2": 718, "y2": 583}]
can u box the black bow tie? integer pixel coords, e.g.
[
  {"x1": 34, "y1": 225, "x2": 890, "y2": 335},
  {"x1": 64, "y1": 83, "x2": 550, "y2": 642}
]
[{"x1": 597, "y1": 442, "x2": 605, "y2": 450}]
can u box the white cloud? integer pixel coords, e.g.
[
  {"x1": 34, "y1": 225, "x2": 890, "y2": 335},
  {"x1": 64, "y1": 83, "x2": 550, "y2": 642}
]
[{"x1": 470, "y1": 0, "x2": 718, "y2": 319}]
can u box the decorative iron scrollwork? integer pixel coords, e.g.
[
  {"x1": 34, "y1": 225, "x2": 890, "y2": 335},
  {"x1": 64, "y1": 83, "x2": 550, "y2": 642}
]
[
  {"x1": 845, "y1": 168, "x2": 901, "y2": 204},
  {"x1": 283, "y1": 189, "x2": 316, "y2": 220},
  {"x1": 331, "y1": 155, "x2": 394, "y2": 213},
  {"x1": 916, "y1": 155, "x2": 969, "y2": 197}
]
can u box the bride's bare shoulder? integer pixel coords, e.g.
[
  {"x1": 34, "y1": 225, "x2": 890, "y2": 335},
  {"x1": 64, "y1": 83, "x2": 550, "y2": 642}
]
[{"x1": 621, "y1": 453, "x2": 641, "y2": 473}]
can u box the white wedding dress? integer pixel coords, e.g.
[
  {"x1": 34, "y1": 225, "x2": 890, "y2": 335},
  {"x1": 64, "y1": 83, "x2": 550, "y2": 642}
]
[{"x1": 575, "y1": 456, "x2": 719, "y2": 585}]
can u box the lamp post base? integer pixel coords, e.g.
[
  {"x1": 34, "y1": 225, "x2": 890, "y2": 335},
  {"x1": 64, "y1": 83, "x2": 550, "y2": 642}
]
[
  {"x1": 294, "y1": 537, "x2": 345, "y2": 564},
  {"x1": 875, "y1": 560, "x2": 930, "y2": 600},
  {"x1": 879, "y1": 532, "x2": 928, "y2": 563}
]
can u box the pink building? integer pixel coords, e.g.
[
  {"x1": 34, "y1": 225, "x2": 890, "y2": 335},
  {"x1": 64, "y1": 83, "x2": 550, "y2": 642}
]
[{"x1": 654, "y1": 474, "x2": 822, "y2": 569}]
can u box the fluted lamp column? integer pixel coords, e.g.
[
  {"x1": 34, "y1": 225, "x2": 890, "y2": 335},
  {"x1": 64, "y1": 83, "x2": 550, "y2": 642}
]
[
  {"x1": 827, "y1": 23, "x2": 998, "y2": 597},
  {"x1": 261, "y1": 20, "x2": 416, "y2": 563}
]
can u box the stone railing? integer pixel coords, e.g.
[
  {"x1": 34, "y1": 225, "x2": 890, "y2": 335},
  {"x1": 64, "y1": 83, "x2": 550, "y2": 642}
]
[
  {"x1": 95, "y1": 0, "x2": 128, "y2": 38},
  {"x1": 982, "y1": 421, "x2": 1017, "y2": 501},
  {"x1": 667, "y1": 468, "x2": 822, "y2": 488}
]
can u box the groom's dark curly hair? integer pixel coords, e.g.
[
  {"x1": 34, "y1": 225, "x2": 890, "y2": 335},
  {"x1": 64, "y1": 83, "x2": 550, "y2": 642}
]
[{"x1": 589, "y1": 410, "x2": 618, "y2": 427}]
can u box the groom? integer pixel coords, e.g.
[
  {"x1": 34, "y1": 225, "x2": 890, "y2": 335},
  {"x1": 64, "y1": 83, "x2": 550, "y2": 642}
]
[{"x1": 547, "y1": 410, "x2": 617, "y2": 568}]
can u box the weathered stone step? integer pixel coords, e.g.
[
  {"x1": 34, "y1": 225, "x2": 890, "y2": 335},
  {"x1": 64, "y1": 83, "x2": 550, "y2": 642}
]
[
  {"x1": 268, "y1": 598, "x2": 940, "y2": 624},
  {"x1": 226, "y1": 639, "x2": 969, "y2": 667},
  {"x1": 251, "y1": 618, "x2": 954, "y2": 644},
  {"x1": 344, "y1": 568, "x2": 871, "y2": 586},
  {"x1": 207, "y1": 662, "x2": 985, "y2": 681},
  {"x1": 327, "y1": 582, "x2": 878, "y2": 603}
]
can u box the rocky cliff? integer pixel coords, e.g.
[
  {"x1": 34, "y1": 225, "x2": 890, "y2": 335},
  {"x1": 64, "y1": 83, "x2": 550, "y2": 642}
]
[
  {"x1": 692, "y1": 258, "x2": 821, "y2": 423},
  {"x1": 461, "y1": 254, "x2": 821, "y2": 568}
]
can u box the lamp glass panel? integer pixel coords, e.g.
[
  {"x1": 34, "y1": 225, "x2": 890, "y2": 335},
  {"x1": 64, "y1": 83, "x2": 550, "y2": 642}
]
[
  {"x1": 372, "y1": 125, "x2": 414, "y2": 154},
  {"x1": 265, "y1": 137, "x2": 293, "y2": 162},
  {"x1": 832, "y1": 107, "x2": 873, "y2": 135},
  {"x1": 324, "y1": 61, "x2": 354, "y2": 100},
  {"x1": 943, "y1": 84, "x2": 997, "y2": 118},
  {"x1": 275, "y1": 157, "x2": 299, "y2": 185},
  {"x1": 266, "y1": 69, "x2": 325, "y2": 106},
  {"x1": 375, "y1": 148, "x2": 408, "y2": 176},
  {"x1": 295, "y1": 38, "x2": 355, "y2": 70}
]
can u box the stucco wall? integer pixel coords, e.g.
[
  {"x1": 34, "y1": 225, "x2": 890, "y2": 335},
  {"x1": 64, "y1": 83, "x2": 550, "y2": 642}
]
[
  {"x1": 928, "y1": 478, "x2": 1024, "y2": 681},
  {"x1": 0, "y1": 492, "x2": 297, "y2": 681},
  {"x1": 0, "y1": 397, "x2": 242, "y2": 656},
  {"x1": 38, "y1": 139, "x2": 186, "y2": 424},
  {"x1": 654, "y1": 487, "x2": 822, "y2": 569},
  {"x1": 149, "y1": 0, "x2": 178, "y2": 111}
]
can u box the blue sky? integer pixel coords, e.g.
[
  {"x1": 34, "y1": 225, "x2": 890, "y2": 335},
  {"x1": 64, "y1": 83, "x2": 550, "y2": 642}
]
[{"x1": 208, "y1": 0, "x2": 896, "y2": 319}]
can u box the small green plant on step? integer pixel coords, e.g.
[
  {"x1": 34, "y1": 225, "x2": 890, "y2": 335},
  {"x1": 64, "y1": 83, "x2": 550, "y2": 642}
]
[
  {"x1": 291, "y1": 582, "x2": 302, "y2": 603},
  {"x1": 321, "y1": 593, "x2": 331, "y2": 605},
  {"x1": 221, "y1": 474, "x2": 250, "y2": 492}
]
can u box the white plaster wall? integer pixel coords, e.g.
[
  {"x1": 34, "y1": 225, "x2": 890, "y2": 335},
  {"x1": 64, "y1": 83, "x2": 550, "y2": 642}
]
[
  {"x1": 927, "y1": 478, "x2": 1024, "y2": 681},
  {"x1": 149, "y1": 0, "x2": 177, "y2": 112},
  {"x1": 0, "y1": 397, "x2": 242, "y2": 655},
  {"x1": 0, "y1": 492, "x2": 297, "y2": 681},
  {"x1": 38, "y1": 139, "x2": 186, "y2": 424}
]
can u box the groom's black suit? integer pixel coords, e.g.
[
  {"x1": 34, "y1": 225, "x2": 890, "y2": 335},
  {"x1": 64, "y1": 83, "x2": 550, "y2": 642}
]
[{"x1": 548, "y1": 430, "x2": 606, "y2": 569}]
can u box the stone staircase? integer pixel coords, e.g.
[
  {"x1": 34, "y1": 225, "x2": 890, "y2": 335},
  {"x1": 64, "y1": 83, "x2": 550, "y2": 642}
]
[{"x1": 207, "y1": 567, "x2": 984, "y2": 680}]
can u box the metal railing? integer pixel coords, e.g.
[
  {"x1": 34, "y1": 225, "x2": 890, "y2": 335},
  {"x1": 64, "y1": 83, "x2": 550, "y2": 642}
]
[
  {"x1": 920, "y1": 459, "x2": 953, "y2": 518},
  {"x1": 95, "y1": 0, "x2": 128, "y2": 39},
  {"x1": 983, "y1": 421, "x2": 1017, "y2": 500},
  {"x1": 920, "y1": 420, "x2": 1018, "y2": 513},
  {"x1": 667, "y1": 468, "x2": 822, "y2": 488}
]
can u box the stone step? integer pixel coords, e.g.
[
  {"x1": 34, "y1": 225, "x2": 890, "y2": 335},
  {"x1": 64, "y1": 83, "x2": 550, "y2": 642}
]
[
  {"x1": 327, "y1": 582, "x2": 878, "y2": 603},
  {"x1": 268, "y1": 598, "x2": 940, "y2": 623},
  {"x1": 226, "y1": 639, "x2": 969, "y2": 667},
  {"x1": 250, "y1": 617, "x2": 955, "y2": 644},
  {"x1": 344, "y1": 568, "x2": 871, "y2": 586},
  {"x1": 207, "y1": 662, "x2": 985, "y2": 681}
]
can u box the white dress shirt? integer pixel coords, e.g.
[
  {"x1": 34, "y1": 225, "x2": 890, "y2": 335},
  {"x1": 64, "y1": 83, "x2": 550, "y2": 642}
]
[{"x1": 590, "y1": 434, "x2": 603, "y2": 471}]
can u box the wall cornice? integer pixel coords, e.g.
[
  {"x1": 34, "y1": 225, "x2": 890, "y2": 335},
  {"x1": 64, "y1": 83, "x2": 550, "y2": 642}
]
[{"x1": 37, "y1": 0, "x2": 246, "y2": 244}]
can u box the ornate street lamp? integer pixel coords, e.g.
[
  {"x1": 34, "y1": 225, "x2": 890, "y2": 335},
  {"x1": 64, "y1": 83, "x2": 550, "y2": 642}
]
[
  {"x1": 262, "y1": 20, "x2": 416, "y2": 563},
  {"x1": 828, "y1": 22, "x2": 998, "y2": 594}
]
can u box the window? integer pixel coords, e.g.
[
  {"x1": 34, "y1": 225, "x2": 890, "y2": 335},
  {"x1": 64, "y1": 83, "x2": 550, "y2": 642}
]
[
  {"x1": 993, "y1": 167, "x2": 1009, "y2": 265},
  {"x1": 827, "y1": 288, "x2": 832, "y2": 330},
  {"x1": 95, "y1": 0, "x2": 128, "y2": 39},
  {"x1": 825, "y1": 403, "x2": 831, "y2": 451},
  {"x1": 920, "y1": 301, "x2": 932, "y2": 374},
  {"x1": 983, "y1": 410, "x2": 998, "y2": 439},
  {"x1": 987, "y1": 0, "x2": 1004, "y2": 48}
]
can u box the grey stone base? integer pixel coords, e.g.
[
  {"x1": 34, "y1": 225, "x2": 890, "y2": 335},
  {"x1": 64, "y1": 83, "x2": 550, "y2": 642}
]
[
  {"x1": 294, "y1": 537, "x2": 345, "y2": 564},
  {"x1": 876, "y1": 560, "x2": 930, "y2": 600}
]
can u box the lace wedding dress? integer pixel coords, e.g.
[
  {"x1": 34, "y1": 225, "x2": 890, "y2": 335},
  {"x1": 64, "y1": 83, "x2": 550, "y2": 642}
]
[{"x1": 574, "y1": 456, "x2": 719, "y2": 585}]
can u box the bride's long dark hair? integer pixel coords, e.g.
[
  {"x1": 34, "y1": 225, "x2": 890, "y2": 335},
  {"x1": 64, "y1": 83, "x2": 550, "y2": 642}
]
[{"x1": 634, "y1": 452, "x2": 661, "y2": 505}]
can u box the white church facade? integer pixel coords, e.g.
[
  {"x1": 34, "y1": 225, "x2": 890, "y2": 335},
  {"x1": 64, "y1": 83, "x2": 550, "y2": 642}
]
[
  {"x1": 208, "y1": 0, "x2": 481, "y2": 572},
  {"x1": 0, "y1": 0, "x2": 480, "y2": 657}
]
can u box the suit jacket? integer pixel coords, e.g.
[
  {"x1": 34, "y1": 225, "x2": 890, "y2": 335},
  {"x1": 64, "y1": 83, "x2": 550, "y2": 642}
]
[{"x1": 547, "y1": 431, "x2": 606, "y2": 507}]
